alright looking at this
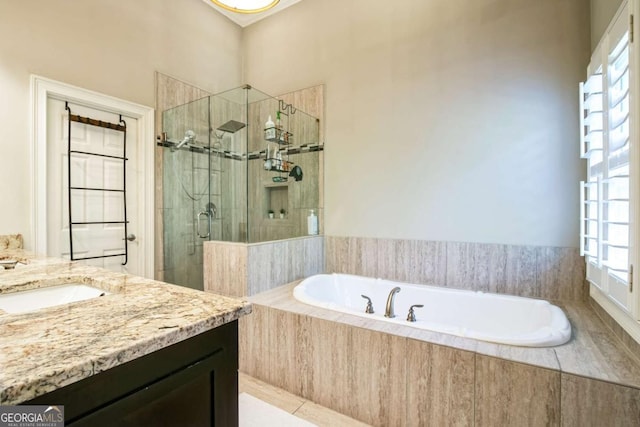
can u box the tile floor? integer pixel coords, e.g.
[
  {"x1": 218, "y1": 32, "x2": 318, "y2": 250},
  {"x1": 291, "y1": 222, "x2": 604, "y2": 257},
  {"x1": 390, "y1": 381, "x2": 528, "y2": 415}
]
[
  {"x1": 239, "y1": 393, "x2": 315, "y2": 426},
  {"x1": 239, "y1": 373, "x2": 370, "y2": 427}
]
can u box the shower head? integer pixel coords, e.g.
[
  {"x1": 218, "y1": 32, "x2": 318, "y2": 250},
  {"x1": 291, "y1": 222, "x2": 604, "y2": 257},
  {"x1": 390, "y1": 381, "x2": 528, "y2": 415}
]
[
  {"x1": 175, "y1": 130, "x2": 196, "y2": 149},
  {"x1": 216, "y1": 120, "x2": 246, "y2": 134}
]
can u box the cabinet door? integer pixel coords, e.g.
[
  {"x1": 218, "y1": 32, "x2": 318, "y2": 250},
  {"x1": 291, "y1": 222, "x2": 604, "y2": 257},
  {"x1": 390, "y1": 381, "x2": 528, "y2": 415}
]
[
  {"x1": 69, "y1": 352, "x2": 237, "y2": 427},
  {"x1": 25, "y1": 322, "x2": 238, "y2": 426}
]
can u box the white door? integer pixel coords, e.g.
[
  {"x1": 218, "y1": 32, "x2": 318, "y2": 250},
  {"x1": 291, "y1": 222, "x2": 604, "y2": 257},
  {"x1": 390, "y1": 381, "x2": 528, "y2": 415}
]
[{"x1": 46, "y1": 98, "x2": 141, "y2": 275}]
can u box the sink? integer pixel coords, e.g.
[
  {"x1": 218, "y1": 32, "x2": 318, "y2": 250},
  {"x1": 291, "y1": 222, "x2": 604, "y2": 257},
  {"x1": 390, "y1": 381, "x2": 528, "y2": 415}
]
[
  {"x1": 0, "y1": 284, "x2": 108, "y2": 314},
  {"x1": 0, "y1": 260, "x2": 23, "y2": 270}
]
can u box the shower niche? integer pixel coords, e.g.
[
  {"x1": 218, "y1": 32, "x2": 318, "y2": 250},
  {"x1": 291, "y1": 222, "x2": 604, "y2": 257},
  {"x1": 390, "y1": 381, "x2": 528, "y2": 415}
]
[{"x1": 159, "y1": 85, "x2": 322, "y2": 290}]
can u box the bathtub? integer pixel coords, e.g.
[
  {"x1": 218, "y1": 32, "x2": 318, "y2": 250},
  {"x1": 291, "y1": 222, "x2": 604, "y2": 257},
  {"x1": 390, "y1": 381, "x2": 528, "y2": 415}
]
[{"x1": 293, "y1": 274, "x2": 572, "y2": 347}]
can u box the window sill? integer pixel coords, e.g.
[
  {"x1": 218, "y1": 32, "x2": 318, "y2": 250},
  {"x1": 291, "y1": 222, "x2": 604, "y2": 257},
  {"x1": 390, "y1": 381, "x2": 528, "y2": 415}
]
[{"x1": 590, "y1": 283, "x2": 640, "y2": 346}]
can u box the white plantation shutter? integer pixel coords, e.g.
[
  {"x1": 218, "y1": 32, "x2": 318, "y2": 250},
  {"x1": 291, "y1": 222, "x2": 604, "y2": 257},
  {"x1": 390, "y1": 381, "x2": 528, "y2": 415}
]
[
  {"x1": 580, "y1": 63, "x2": 603, "y2": 269},
  {"x1": 580, "y1": 1, "x2": 635, "y2": 313}
]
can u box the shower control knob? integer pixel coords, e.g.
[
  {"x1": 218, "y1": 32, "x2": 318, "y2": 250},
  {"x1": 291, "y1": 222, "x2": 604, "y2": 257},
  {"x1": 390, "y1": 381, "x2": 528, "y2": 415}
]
[{"x1": 123, "y1": 234, "x2": 136, "y2": 242}]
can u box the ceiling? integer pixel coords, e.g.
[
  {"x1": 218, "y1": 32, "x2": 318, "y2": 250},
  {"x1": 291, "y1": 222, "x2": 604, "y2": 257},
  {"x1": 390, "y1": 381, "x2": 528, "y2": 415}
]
[{"x1": 202, "y1": 0, "x2": 304, "y2": 27}]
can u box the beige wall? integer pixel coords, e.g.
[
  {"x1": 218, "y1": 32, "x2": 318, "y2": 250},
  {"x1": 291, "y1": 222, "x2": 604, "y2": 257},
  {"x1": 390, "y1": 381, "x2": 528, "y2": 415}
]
[
  {"x1": 0, "y1": 0, "x2": 242, "y2": 249},
  {"x1": 591, "y1": 0, "x2": 625, "y2": 49},
  {"x1": 243, "y1": 0, "x2": 591, "y2": 247},
  {"x1": 0, "y1": 0, "x2": 595, "y2": 250}
]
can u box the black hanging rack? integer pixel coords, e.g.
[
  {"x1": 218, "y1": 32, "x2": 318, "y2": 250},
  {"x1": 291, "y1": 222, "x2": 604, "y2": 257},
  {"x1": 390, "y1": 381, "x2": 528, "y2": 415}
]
[{"x1": 66, "y1": 102, "x2": 130, "y2": 265}]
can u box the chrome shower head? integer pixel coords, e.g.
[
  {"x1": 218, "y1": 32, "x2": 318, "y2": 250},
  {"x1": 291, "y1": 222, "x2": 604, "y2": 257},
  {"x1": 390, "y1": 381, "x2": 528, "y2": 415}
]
[{"x1": 216, "y1": 120, "x2": 246, "y2": 134}]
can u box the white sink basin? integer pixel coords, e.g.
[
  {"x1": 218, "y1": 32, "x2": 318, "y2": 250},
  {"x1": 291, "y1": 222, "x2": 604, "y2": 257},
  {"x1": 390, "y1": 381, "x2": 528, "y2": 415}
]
[
  {"x1": 0, "y1": 284, "x2": 108, "y2": 314},
  {"x1": 0, "y1": 259, "x2": 23, "y2": 270}
]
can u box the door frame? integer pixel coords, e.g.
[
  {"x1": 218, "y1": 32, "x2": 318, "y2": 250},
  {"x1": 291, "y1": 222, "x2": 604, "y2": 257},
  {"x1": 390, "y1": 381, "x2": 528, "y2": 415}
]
[{"x1": 30, "y1": 75, "x2": 155, "y2": 278}]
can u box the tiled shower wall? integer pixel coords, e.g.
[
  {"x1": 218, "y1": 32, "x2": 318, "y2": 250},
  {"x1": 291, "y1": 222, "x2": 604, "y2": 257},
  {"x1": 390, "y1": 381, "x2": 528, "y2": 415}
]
[
  {"x1": 325, "y1": 236, "x2": 587, "y2": 302},
  {"x1": 247, "y1": 150, "x2": 321, "y2": 242},
  {"x1": 269, "y1": 85, "x2": 324, "y2": 235},
  {"x1": 247, "y1": 85, "x2": 325, "y2": 242}
]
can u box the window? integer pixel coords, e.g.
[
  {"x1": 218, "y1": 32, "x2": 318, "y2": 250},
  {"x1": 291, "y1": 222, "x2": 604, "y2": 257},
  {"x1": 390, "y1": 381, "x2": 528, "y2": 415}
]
[{"x1": 580, "y1": 0, "x2": 639, "y2": 337}]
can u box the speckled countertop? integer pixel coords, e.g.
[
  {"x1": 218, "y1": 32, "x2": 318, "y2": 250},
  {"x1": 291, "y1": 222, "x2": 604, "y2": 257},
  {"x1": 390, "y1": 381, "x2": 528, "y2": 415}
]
[{"x1": 0, "y1": 250, "x2": 252, "y2": 405}]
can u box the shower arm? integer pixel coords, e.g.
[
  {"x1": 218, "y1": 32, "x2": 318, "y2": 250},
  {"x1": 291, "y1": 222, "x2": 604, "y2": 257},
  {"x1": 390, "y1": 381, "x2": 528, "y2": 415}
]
[{"x1": 174, "y1": 130, "x2": 196, "y2": 150}]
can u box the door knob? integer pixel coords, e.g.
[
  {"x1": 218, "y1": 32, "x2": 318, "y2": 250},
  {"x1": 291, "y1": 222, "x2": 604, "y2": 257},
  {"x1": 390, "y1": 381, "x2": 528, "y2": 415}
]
[{"x1": 123, "y1": 234, "x2": 136, "y2": 242}]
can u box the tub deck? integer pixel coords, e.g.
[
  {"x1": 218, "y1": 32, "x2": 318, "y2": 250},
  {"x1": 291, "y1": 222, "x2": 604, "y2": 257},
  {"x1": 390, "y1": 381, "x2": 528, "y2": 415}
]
[{"x1": 240, "y1": 280, "x2": 640, "y2": 426}]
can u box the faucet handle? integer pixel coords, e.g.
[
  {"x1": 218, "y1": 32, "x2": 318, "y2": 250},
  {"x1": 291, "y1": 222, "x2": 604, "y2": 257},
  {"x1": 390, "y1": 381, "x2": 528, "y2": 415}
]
[
  {"x1": 361, "y1": 294, "x2": 375, "y2": 314},
  {"x1": 407, "y1": 304, "x2": 424, "y2": 322}
]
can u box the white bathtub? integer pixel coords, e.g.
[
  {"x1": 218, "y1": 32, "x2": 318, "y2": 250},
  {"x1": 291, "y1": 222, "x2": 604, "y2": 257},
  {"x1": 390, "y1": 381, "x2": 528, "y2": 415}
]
[{"x1": 293, "y1": 274, "x2": 572, "y2": 347}]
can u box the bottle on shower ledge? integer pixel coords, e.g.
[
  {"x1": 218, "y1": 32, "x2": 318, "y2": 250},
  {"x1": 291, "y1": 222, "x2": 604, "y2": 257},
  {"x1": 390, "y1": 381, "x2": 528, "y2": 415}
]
[
  {"x1": 307, "y1": 209, "x2": 319, "y2": 235},
  {"x1": 265, "y1": 115, "x2": 275, "y2": 140},
  {"x1": 276, "y1": 111, "x2": 283, "y2": 142}
]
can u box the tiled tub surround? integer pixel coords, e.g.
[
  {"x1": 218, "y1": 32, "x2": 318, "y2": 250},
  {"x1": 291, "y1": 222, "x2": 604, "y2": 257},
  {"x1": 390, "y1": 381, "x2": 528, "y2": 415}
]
[
  {"x1": 325, "y1": 236, "x2": 640, "y2": 359},
  {"x1": 325, "y1": 236, "x2": 588, "y2": 302},
  {"x1": 240, "y1": 282, "x2": 640, "y2": 426},
  {"x1": 203, "y1": 235, "x2": 324, "y2": 297},
  {"x1": 0, "y1": 249, "x2": 251, "y2": 405}
]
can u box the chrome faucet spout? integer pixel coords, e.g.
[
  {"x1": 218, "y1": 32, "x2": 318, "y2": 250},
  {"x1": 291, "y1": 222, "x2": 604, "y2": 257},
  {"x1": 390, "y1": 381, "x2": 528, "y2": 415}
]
[{"x1": 384, "y1": 287, "x2": 401, "y2": 318}]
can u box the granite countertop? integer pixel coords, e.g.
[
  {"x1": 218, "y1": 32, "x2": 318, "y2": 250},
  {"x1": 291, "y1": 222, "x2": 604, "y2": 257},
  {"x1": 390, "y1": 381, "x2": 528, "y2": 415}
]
[{"x1": 0, "y1": 250, "x2": 252, "y2": 405}]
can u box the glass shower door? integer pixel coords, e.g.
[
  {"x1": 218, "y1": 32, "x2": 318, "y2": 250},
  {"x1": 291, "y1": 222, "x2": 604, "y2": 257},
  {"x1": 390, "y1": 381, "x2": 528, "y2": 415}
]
[
  {"x1": 160, "y1": 84, "x2": 322, "y2": 290},
  {"x1": 161, "y1": 97, "x2": 212, "y2": 290}
]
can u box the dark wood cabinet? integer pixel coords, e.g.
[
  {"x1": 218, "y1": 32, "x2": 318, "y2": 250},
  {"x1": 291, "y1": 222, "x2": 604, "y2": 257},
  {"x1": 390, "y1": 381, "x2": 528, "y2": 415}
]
[{"x1": 26, "y1": 321, "x2": 238, "y2": 427}]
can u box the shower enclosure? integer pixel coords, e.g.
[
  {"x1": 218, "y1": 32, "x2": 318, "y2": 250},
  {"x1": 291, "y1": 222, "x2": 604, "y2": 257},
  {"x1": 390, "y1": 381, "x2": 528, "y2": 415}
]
[{"x1": 160, "y1": 85, "x2": 321, "y2": 290}]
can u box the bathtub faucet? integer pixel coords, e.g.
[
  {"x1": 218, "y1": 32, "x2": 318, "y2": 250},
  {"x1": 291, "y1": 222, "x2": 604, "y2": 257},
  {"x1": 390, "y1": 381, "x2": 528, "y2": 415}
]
[{"x1": 384, "y1": 287, "x2": 401, "y2": 318}]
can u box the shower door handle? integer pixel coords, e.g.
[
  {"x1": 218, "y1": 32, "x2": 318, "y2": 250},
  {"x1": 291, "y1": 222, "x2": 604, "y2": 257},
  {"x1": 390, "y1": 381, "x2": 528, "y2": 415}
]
[{"x1": 197, "y1": 211, "x2": 211, "y2": 239}]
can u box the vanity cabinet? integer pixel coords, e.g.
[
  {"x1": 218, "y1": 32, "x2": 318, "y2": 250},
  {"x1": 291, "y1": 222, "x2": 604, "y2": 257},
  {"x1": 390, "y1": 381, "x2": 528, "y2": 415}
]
[{"x1": 26, "y1": 321, "x2": 238, "y2": 427}]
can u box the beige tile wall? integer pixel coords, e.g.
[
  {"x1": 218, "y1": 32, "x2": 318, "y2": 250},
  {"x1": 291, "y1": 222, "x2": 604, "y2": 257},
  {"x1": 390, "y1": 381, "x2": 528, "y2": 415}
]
[
  {"x1": 203, "y1": 235, "x2": 324, "y2": 297},
  {"x1": 406, "y1": 339, "x2": 475, "y2": 426},
  {"x1": 247, "y1": 236, "x2": 324, "y2": 295},
  {"x1": 475, "y1": 355, "x2": 561, "y2": 426},
  {"x1": 202, "y1": 242, "x2": 248, "y2": 297},
  {"x1": 241, "y1": 303, "x2": 640, "y2": 426},
  {"x1": 561, "y1": 373, "x2": 640, "y2": 426},
  {"x1": 325, "y1": 236, "x2": 447, "y2": 285},
  {"x1": 204, "y1": 233, "x2": 585, "y2": 302},
  {"x1": 588, "y1": 296, "x2": 640, "y2": 362},
  {"x1": 240, "y1": 306, "x2": 409, "y2": 426},
  {"x1": 326, "y1": 236, "x2": 588, "y2": 302}
]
